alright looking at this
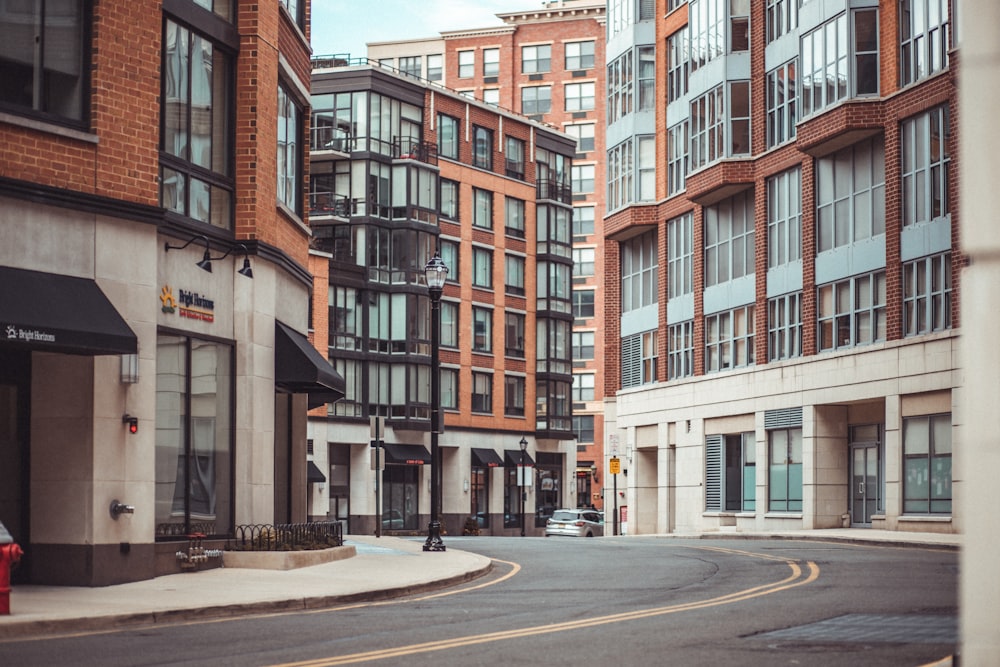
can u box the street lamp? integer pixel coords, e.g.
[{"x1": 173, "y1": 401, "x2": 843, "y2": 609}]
[
  {"x1": 423, "y1": 252, "x2": 448, "y2": 552},
  {"x1": 519, "y1": 436, "x2": 528, "y2": 537}
]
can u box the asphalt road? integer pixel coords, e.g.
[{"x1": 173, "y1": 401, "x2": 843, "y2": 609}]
[{"x1": 0, "y1": 536, "x2": 957, "y2": 666}]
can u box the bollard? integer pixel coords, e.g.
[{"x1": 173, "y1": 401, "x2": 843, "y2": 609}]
[{"x1": 0, "y1": 542, "x2": 24, "y2": 615}]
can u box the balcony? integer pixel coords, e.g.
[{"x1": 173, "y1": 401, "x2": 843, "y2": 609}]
[
  {"x1": 393, "y1": 137, "x2": 438, "y2": 166},
  {"x1": 536, "y1": 180, "x2": 573, "y2": 205}
]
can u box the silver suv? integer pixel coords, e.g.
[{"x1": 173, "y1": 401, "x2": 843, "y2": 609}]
[{"x1": 544, "y1": 508, "x2": 604, "y2": 537}]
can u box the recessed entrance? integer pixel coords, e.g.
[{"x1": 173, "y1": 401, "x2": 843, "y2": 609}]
[{"x1": 849, "y1": 424, "x2": 883, "y2": 527}]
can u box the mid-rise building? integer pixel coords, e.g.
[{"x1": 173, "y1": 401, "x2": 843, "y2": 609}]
[
  {"x1": 306, "y1": 60, "x2": 578, "y2": 536},
  {"x1": 603, "y1": 0, "x2": 959, "y2": 537},
  {"x1": 0, "y1": 0, "x2": 332, "y2": 584}
]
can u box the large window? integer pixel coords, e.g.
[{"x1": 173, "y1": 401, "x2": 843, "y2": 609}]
[
  {"x1": 473, "y1": 306, "x2": 493, "y2": 353},
  {"x1": 572, "y1": 164, "x2": 595, "y2": 194},
  {"x1": 441, "y1": 368, "x2": 458, "y2": 410},
  {"x1": 572, "y1": 331, "x2": 595, "y2": 360},
  {"x1": 689, "y1": 0, "x2": 725, "y2": 71},
  {"x1": 573, "y1": 206, "x2": 595, "y2": 238},
  {"x1": 427, "y1": 54, "x2": 443, "y2": 81},
  {"x1": 438, "y1": 114, "x2": 459, "y2": 159},
  {"x1": 667, "y1": 121, "x2": 689, "y2": 197},
  {"x1": 705, "y1": 305, "x2": 755, "y2": 372},
  {"x1": 622, "y1": 230, "x2": 658, "y2": 313},
  {"x1": 690, "y1": 85, "x2": 724, "y2": 170},
  {"x1": 902, "y1": 105, "x2": 951, "y2": 227},
  {"x1": 471, "y1": 372, "x2": 493, "y2": 413},
  {"x1": 801, "y1": 11, "x2": 880, "y2": 118},
  {"x1": 483, "y1": 48, "x2": 499, "y2": 76},
  {"x1": 573, "y1": 415, "x2": 595, "y2": 443},
  {"x1": 473, "y1": 247, "x2": 493, "y2": 289},
  {"x1": 766, "y1": 0, "x2": 798, "y2": 43},
  {"x1": 156, "y1": 335, "x2": 233, "y2": 537},
  {"x1": 160, "y1": 19, "x2": 234, "y2": 229},
  {"x1": 638, "y1": 47, "x2": 656, "y2": 110},
  {"x1": 705, "y1": 191, "x2": 754, "y2": 287},
  {"x1": 566, "y1": 123, "x2": 595, "y2": 153},
  {"x1": 505, "y1": 375, "x2": 526, "y2": 416},
  {"x1": 441, "y1": 301, "x2": 458, "y2": 348},
  {"x1": 399, "y1": 56, "x2": 421, "y2": 78},
  {"x1": 767, "y1": 168, "x2": 802, "y2": 267},
  {"x1": 768, "y1": 292, "x2": 803, "y2": 361},
  {"x1": 573, "y1": 247, "x2": 595, "y2": 278},
  {"x1": 329, "y1": 286, "x2": 361, "y2": 351},
  {"x1": 903, "y1": 253, "x2": 952, "y2": 336},
  {"x1": 470, "y1": 461, "x2": 489, "y2": 527},
  {"x1": 667, "y1": 28, "x2": 689, "y2": 104},
  {"x1": 521, "y1": 86, "x2": 552, "y2": 115},
  {"x1": 705, "y1": 433, "x2": 755, "y2": 512},
  {"x1": 506, "y1": 137, "x2": 526, "y2": 180},
  {"x1": 522, "y1": 44, "x2": 551, "y2": 73},
  {"x1": 668, "y1": 320, "x2": 694, "y2": 380},
  {"x1": 565, "y1": 82, "x2": 595, "y2": 112},
  {"x1": 573, "y1": 289, "x2": 595, "y2": 319},
  {"x1": 622, "y1": 330, "x2": 658, "y2": 388},
  {"x1": 668, "y1": 212, "x2": 693, "y2": 299},
  {"x1": 505, "y1": 254, "x2": 526, "y2": 296},
  {"x1": 0, "y1": 0, "x2": 88, "y2": 123},
  {"x1": 505, "y1": 196, "x2": 525, "y2": 237},
  {"x1": 566, "y1": 41, "x2": 595, "y2": 70},
  {"x1": 458, "y1": 50, "x2": 474, "y2": 78},
  {"x1": 816, "y1": 137, "x2": 886, "y2": 252},
  {"x1": 472, "y1": 126, "x2": 493, "y2": 170},
  {"x1": 768, "y1": 428, "x2": 802, "y2": 512},
  {"x1": 903, "y1": 414, "x2": 952, "y2": 514},
  {"x1": 572, "y1": 373, "x2": 595, "y2": 402},
  {"x1": 473, "y1": 188, "x2": 493, "y2": 229},
  {"x1": 900, "y1": 0, "x2": 950, "y2": 86},
  {"x1": 505, "y1": 311, "x2": 526, "y2": 357},
  {"x1": 766, "y1": 60, "x2": 798, "y2": 148},
  {"x1": 277, "y1": 84, "x2": 303, "y2": 215},
  {"x1": 607, "y1": 50, "x2": 633, "y2": 123},
  {"x1": 440, "y1": 179, "x2": 459, "y2": 220},
  {"x1": 607, "y1": 140, "x2": 633, "y2": 212},
  {"x1": 817, "y1": 271, "x2": 886, "y2": 351}
]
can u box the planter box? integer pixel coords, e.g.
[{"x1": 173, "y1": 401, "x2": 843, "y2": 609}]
[{"x1": 222, "y1": 545, "x2": 356, "y2": 570}]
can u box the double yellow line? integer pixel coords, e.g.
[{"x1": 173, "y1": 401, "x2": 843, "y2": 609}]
[{"x1": 276, "y1": 546, "x2": 820, "y2": 666}]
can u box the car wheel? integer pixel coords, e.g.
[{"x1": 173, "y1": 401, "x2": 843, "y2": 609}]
[{"x1": 585, "y1": 532, "x2": 593, "y2": 537}]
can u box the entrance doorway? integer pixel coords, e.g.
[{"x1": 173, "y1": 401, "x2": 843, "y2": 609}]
[
  {"x1": 0, "y1": 350, "x2": 30, "y2": 583},
  {"x1": 849, "y1": 424, "x2": 883, "y2": 527}
]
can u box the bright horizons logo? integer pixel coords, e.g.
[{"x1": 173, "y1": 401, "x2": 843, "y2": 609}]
[{"x1": 161, "y1": 285, "x2": 215, "y2": 323}]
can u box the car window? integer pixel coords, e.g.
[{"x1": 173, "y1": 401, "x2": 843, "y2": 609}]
[{"x1": 552, "y1": 510, "x2": 577, "y2": 521}]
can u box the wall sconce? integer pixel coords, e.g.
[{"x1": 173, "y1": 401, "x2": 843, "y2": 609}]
[
  {"x1": 208, "y1": 243, "x2": 254, "y2": 279},
  {"x1": 120, "y1": 353, "x2": 139, "y2": 384},
  {"x1": 110, "y1": 500, "x2": 135, "y2": 519},
  {"x1": 590, "y1": 464, "x2": 598, "y2": 482},
  {"x1": 122, "y1": 414, "x2": 138, "y2": 434},
  {"x1": 463, "y1": 478, "x2": 469, "y2": 493},
  {"x1": 164, "y1": 235, "x2": 213, "y2": 272}
]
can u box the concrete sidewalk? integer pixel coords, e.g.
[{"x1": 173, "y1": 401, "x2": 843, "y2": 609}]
[{"x1": 0, "y1": 529, "x2": 960, "y2": 640}]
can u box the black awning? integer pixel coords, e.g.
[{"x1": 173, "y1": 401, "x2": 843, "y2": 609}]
[
  {"x1": 274, "y1": 320, "x2": 346, "y2": 409},
  {"x1": 504, "y1": 450, "x2": 535, "y2": 467},
  {"x1": 307, "y1": 460, "x2": 326, "y2": 483},
  {"x1": 381, "y1": 443, "x2": 431, "y2": 465},
  {"x1": 0, "y1": 267, "x2": 137, "y2": 355},
  {"x1": 472, "y1": 447, "x2": 503, "y2": 468}
]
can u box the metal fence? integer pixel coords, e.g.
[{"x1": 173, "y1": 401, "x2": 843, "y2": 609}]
[{"x1": 228, "y1": 521, "x2": 344, "y2": 552}]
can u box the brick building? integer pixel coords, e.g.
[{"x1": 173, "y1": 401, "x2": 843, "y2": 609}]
[
  {"x1": 0, "y1": 0, "x2": 336, "y2": 584},
  {"x1": 306, "y1": 61, "x2": 578, "y2": 536},
  {"x1": 603, "y1": 0, "x2": 960, "y2": 537},
  {"x1": 365, "y1": 0, "x2": 610, "y2": 513}
]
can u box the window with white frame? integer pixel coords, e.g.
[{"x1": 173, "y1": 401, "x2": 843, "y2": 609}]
[
  {"x1": 730, "y1": 0, "x2": 749, "y2": 52},
  {"x1": 427, "y1": 54, "x2": 443, "y2": 81},
  {"x1": 705, "y1": 305, "x2": 755, "y2": 372},
  {"x1": 607, "y1": 51, "x2": 633, "y2": 123},
  {"x1": 607, "y1": 140, "x2": 633, "y2": 211},
  {"x1": 638, "y1": 47, "x2": 656, "y2": 110},
  {"x1": 816, "y1": 136, "x2": 886, "y2": 252},
  {"x1": 566, "y1": 123, "x2": 595, "y2": 153},
  {"x1": 766, "y1": 60, "x2": 797, "y2": 148},
  {"x1": 622, "y1": 330, "x2": 658, "y2": 388},
  {"x1": 608, "y1": 0, "x2": 634, "y2": 38},
  {"x1": 566, "y1": 40, "x2": 595, "y2": 70},
  {"x1": 483, "y1": 48, "x2": 499, "y2": 77},
  {"x1": 573, "y1": 415, "x2": 595, "y2": 443},
  {"x1": 817, "y1": 270, "x2": 886, "y2": 351},
  {"x1": 458, "y1": 50, "x2": 474, "y2": 78},
  {"x1": 903, "y1": 253, "x2": 952, "y2": 336},
  {"x1": 668, "y1": 320, "x2": 694, "y2": 379},
  {"x1": 801, "y1": 11, "x2": 880, "y2": 118},
  {"x1": 767, "y1": 292, "x2": 802, "y2": 361},
  {"x1": 903, "y1": 413, "x2": 952, "y2": 514},
  {"x1": 522, "y1": 44, "x2": 551, "y2": 73},
  {"x1": 667, "y1": 121, "x2": 689, "y2": 197},
  {"x1": 730, "y1": 81, "x2": 750, "y2": 155},
  {"x1": 622, "y1": 230, "x2": 658, "y2": 313},
  {"x1": 900, "y1": 0, "x2": 950, "y2": 86},
  {"x1": 767, "y1": 167, "x2": 802, "y2": 268},
  {"x1": 689, "y1": 0, "x2": 725, "y2": 71},
  {"x1": 766, "y1": 0, "x2": 798, "y2": 43},
  {"x1": 573, "y1": 206, "x2": 595, "y2": 238},
  {"x1": 572, "y1": 164, "x2": 595, "y2": 194},
  {"x1": 854, "y1": 10, "x2": 879, "y2": 96},
  {"x1": 667, "y1": 28, "x2": 690, "y2": 104},
  {"x1": 473, "y1": 307, "x2": 493, "y2": 352},
  {"x1": 277, "y1": 84, "x2": 302, "y2": 215},
  {"x1": 483, "y1": 88, "x2": 499, "y2": 107},
  {"x1": 473, "y1": 247, "x2": 493, "y2": 289},
  {"x1": 705, "y1": 190, "x2": 754, "y2": 287},
  {"x1": 572, "y1": 331, "x2": 595, "y2": 360},
  {"x1": 565, "y1": 82, "x2": 595, "y2": 112},
  {"x1": 473, "y1": 188, "x2": 493, "y2": 229},
  {"x1": 471, "y1": 371, "x2": 492, "y2": 413},
  {"x1": 690, "y1": 84, "x2": 724, "y2": 170},
  {"x1": 573, "y1": 288, "x2": 595, "y2": 319},
  {"x1": 521, "y1": 86, "x2": 552, "y2": 115},
  {"x1": 505, "y1": 253, "x2": 526, "y2": 296},
  {"x1": 505, "y1": 196, "x2": 526, "y2": 237},
  {"x1": 573, "y1": 247, "x2": 595, "y2": 278},
  {"x1": 668, "y1": 212, "x2": 693, "y2": 299},
  {"x1": 902, "y1": 105, "x2": 951, "y2": 227},
  {"x1": 638, "y1": 136, "x2": 656, "y2": 200},
  {"x1": 572, "y1": 373, "x2": 595, "y2": 402}
]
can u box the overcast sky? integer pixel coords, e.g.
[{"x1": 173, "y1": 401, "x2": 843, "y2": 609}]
[{"x1": 311, "y1": 0, "x2": 518, "y2": 59}]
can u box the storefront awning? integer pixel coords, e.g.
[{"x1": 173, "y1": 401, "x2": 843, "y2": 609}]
[
  {"x1": 307, "y1": 460, "x2": 326, "y2": 483},
  {"x1": 472, "y1": 448, "x2": 503, "y2": 468},
  {"x1": 381, "y1": 443, "x2": 431, "y2": 465},
  {"x1": 504, "y1": 450, "x2": 535, "y2": 467},
  {"x1": 274, "y1": 321, "x2": 346, "y2": 409},
  {"x1": 0, "y1": 267, "x2": 137, "y2": 355}
]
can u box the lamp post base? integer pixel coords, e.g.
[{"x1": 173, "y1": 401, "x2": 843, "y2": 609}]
[{"x1": 422, "y1": 520, "x2": 446, "y2": 552}]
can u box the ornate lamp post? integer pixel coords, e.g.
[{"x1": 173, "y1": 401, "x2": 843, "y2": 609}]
[
  {"x1": 423, "y1": 253, "x2": 448, "y2": 552},
  {"x1": 519, "y1": 435, "x2": 528, "y2": 537}
]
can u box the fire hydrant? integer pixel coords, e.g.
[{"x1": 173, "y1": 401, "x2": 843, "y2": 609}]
[{"x1": 0, "y1": 542, "x2": 23, "y2": 615}]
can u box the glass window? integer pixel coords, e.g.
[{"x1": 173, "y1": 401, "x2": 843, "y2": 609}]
[
  {"x1": 573, "y1": 247, "x2": 595, "y2": 277},
  {"x1": 473, "y1": 246, "x2": 493, "y2": 288},
  {"x1": 458, "y1": 50, "x2": 474, "y2": 78},
  {"x1": 573, "y1": 373, "x2": 595, "y2": 401},
  {"x1": 505, "y1": 311, "x2": 526, "y2": 357},
  {"x1": 705, "y1": 190, "x2": 754, "y2": 287},
  {"x1": 505, "y1": 196, "x2": 526, "y2": 237},
  {"x1": 160, "y1": 20, "x2": 234, "y2": 229},
  {"x1": 768, "y1": 428, "x2": 802, "y2": 511},
  {"x1": 399, "y1": 56, "x2": 421, "y2": 78},
  {"x1": 473, "y1": 306, "x2": 493, "y2": 352},
  {"x1": 471, "y1": 461, "x2": 489, "y2": 526},
  {"x1": 638, "y1": 47, "x2": 656, "y2": 110},
  {"x1": 329, "y1": 286, "x2": 361, "y2": 351},
  {"x1": 573, "y1": 415, "x2": 595, "y2": 443},
  {"x1": 521, "y1": 86, "x2": 552, "y2": 115},
  {"x1": 438, "y1": 114, "x2": 459, "y2": 160},
  {"x1": 505, "y1": 254, "x2": 526, "y2": 296},
  {"x1": 522, "y1": 44, "x2": 551, "y2": 73},
  {"x1": 667, "y1": 121, "x2": 689, "y2": 197},
  {"x1": 768, "y1": 292, "x2": 803, "y2": 361},
  {"x1": 730, "y1": 0, "x2": 749, "y2": 52},
  {"x1": 705, "y1": 305, "x2": 755, "y2": 372},
  {"x1": 427, "y1": 54, "x2": 443, "y2": 81},
  {"x1": 572, "y1": 164, "x2": 595, "y2": 194},
  {"x1": 573, "y1": 289, "x2": 595, "y2": 320},
  {"x1": 505, "y1": 375, "x2": 526, "y2": 416},
  {"x1": 900, "y1": 0, "x2": 950, "y2": 86},
  {"x1": 565, "y1": 123, "x2": 595, "y2": 153},
  {"x1": 473, "y1": 188, "x2": 493, "y2": 229},
  {"x1": 607, "y1": 139, "x2": 633, "y2": 211},
  {"x1": 473, "y1": 126, "x2": 493, "y2": 170},
  {"x1": 903, "y1": 414, "x2": 953, "y2": 514},
  {"x1": 441, "y1": 368, "x2": 458, "y2": 410},
  {"x1": 565, "y1": 41, "x2": 595, "y2": 70},
  {"x1": 816, "y1": 136, "x2": 886, "y2": 252},
  {"x1": 277, "y1": 85, "x2": 303, "y2": 215},
  {"x1": 440, "y1": 239, "x2": 459, "y2": 278},
  {"x1": 817, "y1": 271, "x2": 887, "y2": 351},
  {"x1": 483, "y1": 48, "x2": 499, "y2": 77},
  {"x1": 766, "y1": 60, "x2": 798, "y2": 148},
  {"x1": 766, "y1": 0, "x2": 798, "y2": 43},
  {"x1": 0, "y1": 0, "x2": 87, "y2": 123},
  {"x1": 690, "y1": 84, "x2": 725, "y2": 170},
  {"x1": 565, "y1": 82, "x2": 595, "y2": 112},
  {"x1": 767, "y1": 167, "x2": 802, "y2": 268},
  {"x1": 155, "y1": 335, "x2": 233, "y2": 538},
  {"x1": 440, "y1": 178, "x2": 459, "y2": 220},
  {"x1": 573, "y1": 206, "x2": 595, "y2": 238},
  {"x1": 572, "y1": 331, "x2": 595, "y2": 360},
  {"x1": 903, "y1": 253, "x2": 952, "y2": 336},
  {"x1": 902, "y1": 105, "x2": 951, "y2": 227},
  {"x1": 668, "y1": 320, "x2": 694, "y2": 380},
  {"x1": 622, "y1": 230, "x2": 659, "y2": 313},
  {"x1": 668, "y1": 212, "x2": 693, "y2": 299},
  {"x1": 705, "y1": 433, "x2": 755, "y2": 511},
  {"x1": 622, "y1": 330, "x2": 658, "y2": 387},
  {"x1": 607, "y1": 50, "x2": 633, "y2": 123},
  {"x1": 483, "y1": 88, "x2": 500, "y2": 107},
  {"x1": 506, "y1": 136, "x2": 526, "y2": 180},
  {"x1": 689, "y1": 0, "x2": 725, "y2": 71},
  {"x1": 441, "y1": 301, "x2": 459, "y2": 348},
  {"x1": 667, "y1": 27, "x2": 690, "y2": 105},
  {"x1": 472, "y1": 371, "x2": 493, "y2": 413}
]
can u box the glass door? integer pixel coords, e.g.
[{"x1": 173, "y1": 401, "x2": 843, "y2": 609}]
[{"x1": 849, "y1": 424, "x2": 883, "y2": 527}]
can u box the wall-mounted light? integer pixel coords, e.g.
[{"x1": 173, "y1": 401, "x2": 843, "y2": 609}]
[
  {"x1": 110, "y1": 500, "x2": 135, "y2": 519},
  {"x1": 120, "y1": 353, "x2": 139, "y2": 384},
  {"x1": 164, "y1": 235, "x2": 213, "y2": 272},
  {"x1": 463, "y1": 478, "x2": 469, "y2": 493},
  {"x1": 208, "y1": 243, "x2": 254, "y2": 279},
  {"x1": 590, "y1": 463, "x2": 598, "y2": 482},
  {"x1": 123, "y1": 414, "x2": 138, "y2": 434}
]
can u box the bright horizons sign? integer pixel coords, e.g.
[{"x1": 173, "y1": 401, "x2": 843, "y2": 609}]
[{"x1": 160, "y1": 285, "x2": 215, "y2": 323}]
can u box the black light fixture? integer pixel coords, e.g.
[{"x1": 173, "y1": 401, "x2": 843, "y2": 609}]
[
  {"x1": 208, "y1": 243, "x2": 254, "y2": 279},
  {"x1": 164, "y1": 235, "x2": 213, "y2": 272},
  {"x1": 122, "y1": 414, "x2": 138, "y2": 434},
  {"x1": 519, "y1": 436, "x2": 528, "y2": 537},
  {"x1": 423, "y1": 252, "x2": 449, "y2": 553}
]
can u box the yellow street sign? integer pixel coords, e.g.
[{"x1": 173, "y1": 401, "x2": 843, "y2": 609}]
[{"x1": 609, "y1": 457, "x2": 621, "y2": 475}]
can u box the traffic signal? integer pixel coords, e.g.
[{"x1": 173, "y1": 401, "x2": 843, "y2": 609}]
[{"x1": 123, "y1": 414, "x2": 138, "y2": 434}]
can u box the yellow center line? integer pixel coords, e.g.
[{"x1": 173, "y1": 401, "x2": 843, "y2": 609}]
[{"x1": 271, "y1": 546, "x2": 820, "y2": 667}]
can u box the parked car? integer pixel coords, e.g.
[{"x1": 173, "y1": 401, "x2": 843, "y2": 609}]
[
  {"x1": 381, "y1": 509, "x2": 404, "y2": 530},
  {"x1": 544, "y1": 508, "x2": 604, "y2": 537}
]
